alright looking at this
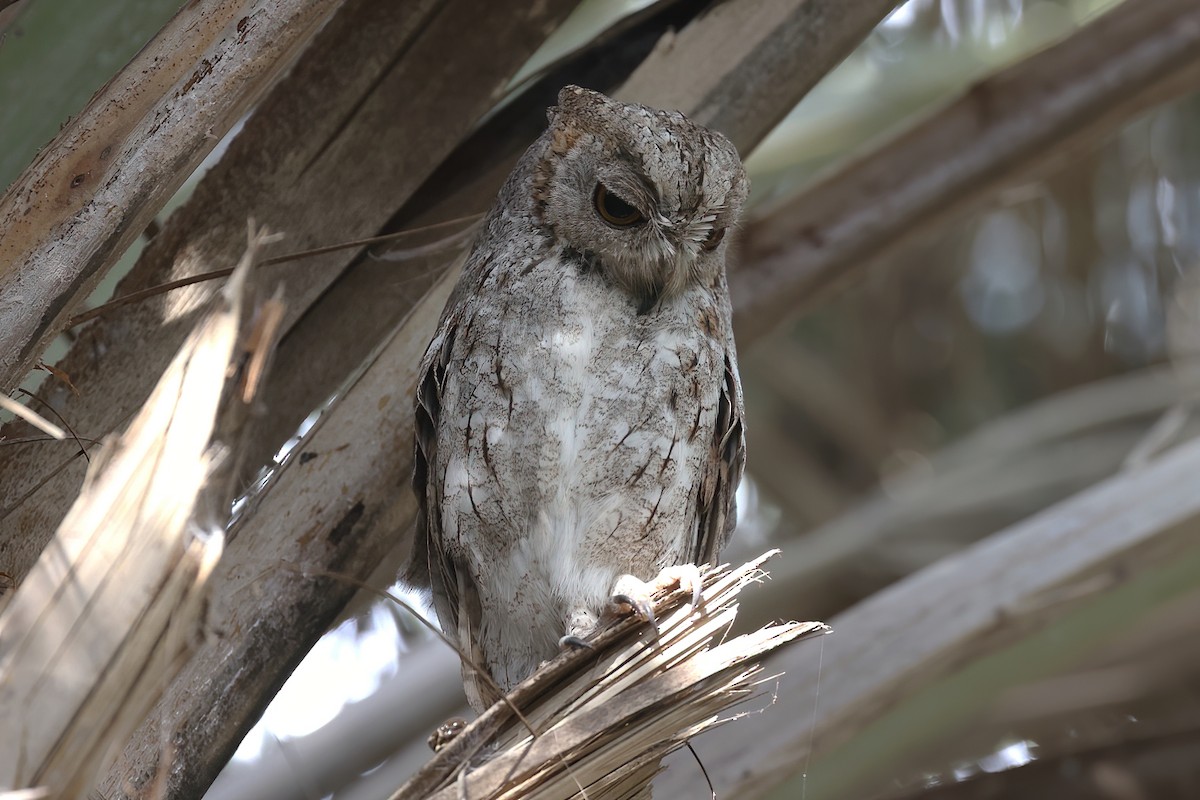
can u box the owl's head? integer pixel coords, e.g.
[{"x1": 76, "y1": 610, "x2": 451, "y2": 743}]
[{"x1": 531, "y1": 86, "x2": 748, "y2": 308}]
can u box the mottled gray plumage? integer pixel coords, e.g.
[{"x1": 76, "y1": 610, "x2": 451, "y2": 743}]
[{"x1": 410, "y1": 86, "x2": 748, "y2": 711}]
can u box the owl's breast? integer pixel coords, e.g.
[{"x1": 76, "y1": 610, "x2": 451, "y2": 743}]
[{"x1": 437, "y1": 252, "x2": 727, "y2": 615}]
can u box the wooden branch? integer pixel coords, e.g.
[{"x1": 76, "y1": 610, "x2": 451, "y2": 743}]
[
  {"x1": 0, "y1": 233, "x2": 264, "y2": 796},
  {"x1": 0, "y1": 0, "x2": 340, "y2": 391},
  {"x1": 392, "y1": 554, "x2": 827, "y2": 800},
  {"x1": 907, "y1": 725, "x2": 1200, "y2": 800},
  {"x1": 655, "y1": 434, "x2": 1200, "y2": 797},
  {"x1": 752, "y1": 366, "x2": 1189, "y2": 621},
  {"x1": 731, "y1": 0, "x2": 1200, "y2": 344},
  {"x1": 0, "y1": 0, "x2": 576, "y2": 591},
  {"x1": 615, "y1": 0, "x2": 901, "y2": 148},
  {"x1": 886, "y1": 586, "x2": 1200, "y2": 799}
]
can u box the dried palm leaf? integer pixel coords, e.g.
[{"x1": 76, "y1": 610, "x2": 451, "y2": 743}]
[
  {"x1": 0, "y1": 230, "x2": 277, "y2": 797},
  {"x1": 394, "y1": 551, "x2": 827, "y2": 800}
]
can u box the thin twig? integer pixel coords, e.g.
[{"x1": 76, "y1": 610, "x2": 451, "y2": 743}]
[
  {"x1": 17, "y1": 389, "x2": 89, "y2": 462},
  {"x1": 66, "y1": 215, "x2": 482, "y2": 328}
]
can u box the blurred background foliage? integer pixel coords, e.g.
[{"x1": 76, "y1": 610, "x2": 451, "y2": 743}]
[
  {"x1": 2, "y1": 0, "x2": 1198, "y2": 797},
  {"x1": 746, "y1": 0, "x2": 1198, "y2": 528}
]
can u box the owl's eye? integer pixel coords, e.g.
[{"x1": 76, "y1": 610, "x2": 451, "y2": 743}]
[
  {"x1": 701, "y1": 226, "x2": 726, "y2": 251},
  {"x1": 594, "y1": 184, "x2": 645, "y2": 227}
]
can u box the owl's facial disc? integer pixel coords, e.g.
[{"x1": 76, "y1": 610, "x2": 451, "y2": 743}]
[
  {"x1": 536, "y1": 87, "x2": 748, "y2": 309},
  {"x1": 545, "y1": 154, "x2": 737, "y2": 305}
]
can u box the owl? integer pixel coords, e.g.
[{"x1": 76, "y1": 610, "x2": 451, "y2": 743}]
[{"x1": 410, "y1": 86, "x2": 748, "y2": 712}]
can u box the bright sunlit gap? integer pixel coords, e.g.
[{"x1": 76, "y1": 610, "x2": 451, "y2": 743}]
[{"x1": 227, "y1": 591, "x2": 433, "y2": 766}]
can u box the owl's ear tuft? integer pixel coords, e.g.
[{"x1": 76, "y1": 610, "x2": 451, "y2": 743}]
[
  {"x1": 555, "y1": 85, "x2": 608, "y2": 116},
  {"x1": 557, "y1": 84, "x2": 588, "y2": 104},
  {"x1": 550, "y1": 123, "x2": 582, "y2": 156}
]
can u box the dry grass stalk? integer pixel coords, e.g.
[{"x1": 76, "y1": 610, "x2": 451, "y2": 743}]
[
  {"x1": 394, "y1": 551, "x2": 828, "y2": 800},
  {"x1": 0, "y1": 233, "x2": 271, "y2": 797}
]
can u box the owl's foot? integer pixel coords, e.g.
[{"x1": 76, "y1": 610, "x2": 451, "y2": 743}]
[
  {"x1": 609, "y1": 564, "x2": 704, "y2": 634},
  {"x1": 559, "y1": 566, "x2": 704, "y2": 647}
]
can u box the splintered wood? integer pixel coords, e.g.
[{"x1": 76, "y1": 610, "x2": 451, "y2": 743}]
[
  {"x1": 394, "y1": 551, "x2": 828, "y2": 800},
  {"x1": 0, "y1": 234, "x2": 272, "y2": 797}
]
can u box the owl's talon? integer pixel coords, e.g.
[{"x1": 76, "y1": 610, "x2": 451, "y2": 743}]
[
  {"x1": 558, "y1": 634, "x2": 594, "y2": 651},
  {"x1": 611, "y1": 591, "x2": 658, "y2": 632},
  {"x1": 608, "y1": 565, "x2": 706, "y2": 637}
]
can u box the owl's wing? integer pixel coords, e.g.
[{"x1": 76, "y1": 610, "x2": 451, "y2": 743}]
[
  {"x1": 411, "y1": 316, "x2": 497, "y2": 710},
  {"x1": 411, "y1": 317, "x2": 453, "y2": 618},
  {"x1": 695, "y1": 350, "x2": 746, "y2": 565}
]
